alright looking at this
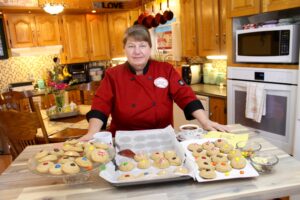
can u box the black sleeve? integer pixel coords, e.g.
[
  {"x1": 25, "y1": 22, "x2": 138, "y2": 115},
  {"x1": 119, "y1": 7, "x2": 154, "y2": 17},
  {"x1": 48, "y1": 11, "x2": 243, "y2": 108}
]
[
  {"x1": 86, "y1": 110, "x2": 108, "y2": 130},
  {"x1": 183, "y1": 99, "x2": 204, "y2": 120}
]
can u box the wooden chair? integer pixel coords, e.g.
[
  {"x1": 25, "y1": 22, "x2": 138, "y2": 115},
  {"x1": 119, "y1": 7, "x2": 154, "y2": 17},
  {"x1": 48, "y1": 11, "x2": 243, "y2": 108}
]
[
  {"x1": 76, "y1": 81, "x2": 100, "y2": 105},
  {"x1": 0, "y1": 90, "x2": 33, "y2": 112},
  {"x1": 0, "y1": 103, "x2": 49, "y2": 159},
  {"x1": 0, "y1": 154, "x2": 12, "y2": 174}
]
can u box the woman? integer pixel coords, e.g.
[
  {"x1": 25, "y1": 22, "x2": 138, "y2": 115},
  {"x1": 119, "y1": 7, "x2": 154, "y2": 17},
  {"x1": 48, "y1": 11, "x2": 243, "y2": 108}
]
[{"x1": 83, "y1": 25, "x2": 228, "y2": 139}]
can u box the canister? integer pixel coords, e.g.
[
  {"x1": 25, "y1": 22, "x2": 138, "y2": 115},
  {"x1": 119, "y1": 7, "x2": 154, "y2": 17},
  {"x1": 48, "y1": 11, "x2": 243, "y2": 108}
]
[{"x1": 181, "y1": 65, "x2": 191, "y2": 85}]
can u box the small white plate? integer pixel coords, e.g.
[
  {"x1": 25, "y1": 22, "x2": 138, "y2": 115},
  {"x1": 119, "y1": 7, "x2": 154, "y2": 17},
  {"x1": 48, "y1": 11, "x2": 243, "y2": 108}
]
[{"x1": 177, "y1": 129, "x2": 204, "y2": 141}]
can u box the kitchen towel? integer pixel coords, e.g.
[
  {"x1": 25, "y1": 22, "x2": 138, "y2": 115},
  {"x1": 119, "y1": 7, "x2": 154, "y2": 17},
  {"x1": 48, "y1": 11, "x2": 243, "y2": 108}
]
[{"x1": 245, "y1": 83, "x2": 266, "y2": 123}]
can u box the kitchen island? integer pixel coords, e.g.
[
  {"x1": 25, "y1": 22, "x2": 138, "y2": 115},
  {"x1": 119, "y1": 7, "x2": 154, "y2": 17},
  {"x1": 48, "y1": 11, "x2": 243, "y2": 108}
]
[{"x1": 1, "y1": 132, "x2": 300, "y2": 200}]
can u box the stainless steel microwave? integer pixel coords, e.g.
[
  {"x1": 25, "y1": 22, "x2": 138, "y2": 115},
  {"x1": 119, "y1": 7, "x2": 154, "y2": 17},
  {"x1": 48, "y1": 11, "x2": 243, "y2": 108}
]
[{"x1": 236, "y1": 25, "x2": 300, "y2": 63}]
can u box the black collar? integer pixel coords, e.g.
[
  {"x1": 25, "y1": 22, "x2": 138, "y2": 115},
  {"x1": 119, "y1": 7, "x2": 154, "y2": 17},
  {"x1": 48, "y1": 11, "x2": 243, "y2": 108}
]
[{"x1": 126, "y1": 60, "x2": 151, "y2": 75}]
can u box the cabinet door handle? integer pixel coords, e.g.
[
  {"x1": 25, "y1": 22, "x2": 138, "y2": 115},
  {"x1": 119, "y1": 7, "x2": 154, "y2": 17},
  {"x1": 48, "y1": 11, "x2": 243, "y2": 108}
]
[
  {"x1": 192, "y1": 37, "x2": 196, "y2": 45},
  {"x1": 222, "y1": 33, "x2": 226, "y2": 44},
  {"x1": 215, "y1": 34, "x2": 219, "y2": 44}
]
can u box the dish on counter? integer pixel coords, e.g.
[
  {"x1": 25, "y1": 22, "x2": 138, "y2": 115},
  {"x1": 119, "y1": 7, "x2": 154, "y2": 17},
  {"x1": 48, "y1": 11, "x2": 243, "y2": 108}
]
[
  {"x1": 250, "y1": 152, "x2": 279, "y2": 173},
  {"x1": 27, "y1": 139, "x2": 115, "y2": 184},
  {"x1": 236, "y1": 141, "x2": 262, "y2": 158},
  {"x1": 177, "y1": 124, "x2": 205, "y2": 141}
]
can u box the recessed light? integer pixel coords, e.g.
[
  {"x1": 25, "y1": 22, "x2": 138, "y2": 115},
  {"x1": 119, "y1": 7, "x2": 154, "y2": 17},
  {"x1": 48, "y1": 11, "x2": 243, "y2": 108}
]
[{"x1": 92, "y1": 10, "x2": 96, "y2": 13}]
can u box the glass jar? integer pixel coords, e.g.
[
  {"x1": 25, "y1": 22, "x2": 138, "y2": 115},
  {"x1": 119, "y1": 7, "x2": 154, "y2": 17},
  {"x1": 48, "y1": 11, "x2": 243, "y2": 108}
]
[{"x1": 203, "y1": 63, "x2": 212, "y2": 84}]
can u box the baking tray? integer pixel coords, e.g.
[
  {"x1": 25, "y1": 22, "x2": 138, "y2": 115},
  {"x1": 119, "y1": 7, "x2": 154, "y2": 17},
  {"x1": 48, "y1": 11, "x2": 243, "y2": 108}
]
[
  {"x1": 181, "y1": 138, "x2": 259, "y2": 182},
  {"x1": 48, "y1": 111, "x2": 79, "y2": 120},
  {"x1": 99, "y1": 126, "x2": 194, "y2": 186}
]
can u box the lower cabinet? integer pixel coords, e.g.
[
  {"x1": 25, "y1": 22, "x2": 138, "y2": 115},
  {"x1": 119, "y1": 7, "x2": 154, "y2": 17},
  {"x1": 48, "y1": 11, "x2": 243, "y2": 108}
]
[
  {"x1": 67, "y1": 90, "x2": 81, "y2": 105},
  {"x1": 173, "y1": 95, "x2": 227, "y2": 131},
  {"x1": 82, "y1": 90, "x2": 95, "y2": 105},
  {"x1": 209, "y1": 96, "x2": 227, "y2": 125},
  {"x1": 173, "y1": 95, "x2": 209, "y2": 131}
]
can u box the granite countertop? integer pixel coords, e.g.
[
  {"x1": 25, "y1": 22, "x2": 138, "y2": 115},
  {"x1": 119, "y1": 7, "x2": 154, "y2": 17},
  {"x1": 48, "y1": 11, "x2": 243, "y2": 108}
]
[
  {"x1": 190, "y1": 83, "x2": 227, "y2": 98},
  {"x1": 29, "y1": 83, "x2": 226, "y2": 99}
]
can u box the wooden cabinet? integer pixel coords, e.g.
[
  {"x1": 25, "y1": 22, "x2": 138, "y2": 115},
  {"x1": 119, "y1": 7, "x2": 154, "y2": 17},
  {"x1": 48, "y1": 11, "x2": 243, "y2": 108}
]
[
  {"x1": 209, "y1": 96, "x2": 227, "y2": 125},
  {"x1": 173, "y1": 95, "x2": 210, "y2": 130},
  {"x1": 227, "y1": 0, "x2": 260, "y2": 17},
  {"x1": 34, "y1": 15, "x2": 61, "y2": 46},
  {"x1": 64, "y1": 0, "x2": 92, "y2": 9},
  {"x1": 180, "y1": 0, "x2": 197, "y2": 57},
  {"x1": 5, "y1": 14, "x2": 35, "y2": 48},
  {"x1": 196, "y1": 0, "x2": 226, "y2": 56},
  {"x1": 4, "y1": 14, "x2": 60, "y2": 48},
  {"x1": 263, "y1": 0, "x2": 300, "y2": 12},
  {"x1": 108, "y1": 11, "x2": 130, "y2": 58},
  {"x1": 86, "y1": 14, "x2": 110, "y2": 61},
  {"x1": 61, "y1": 15, "x2": 89, "y2": 64},
  {"x1": 67, "y1": 90, "x2": 81, "y2": 105},
  {"x1": 228, "y1": 0, "x2": 300, "y2": 17},
  {"x1": 129, "y1": 7, "x2": 141, "y2": 26}
]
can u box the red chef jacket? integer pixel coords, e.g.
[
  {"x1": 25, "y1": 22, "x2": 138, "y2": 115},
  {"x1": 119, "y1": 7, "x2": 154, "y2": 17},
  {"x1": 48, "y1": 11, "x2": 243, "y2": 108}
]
[{"x1": 87, "y1": 60, "x2": 203, "y2": 136}]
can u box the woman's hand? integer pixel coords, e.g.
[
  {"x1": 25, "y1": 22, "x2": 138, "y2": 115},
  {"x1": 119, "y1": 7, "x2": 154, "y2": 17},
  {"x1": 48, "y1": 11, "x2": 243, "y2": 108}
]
[
  {"x1": 79, "y1": 132, "x2": 94, "y2": 142},
  {"x1": 201, "y1": 119, "x2": 230, "y2": 132},
  {"x1": 192, "y1": 109, "x2": 230, "y2": 132},
  {"x1": 80, "y1": 118, "x2": 104, "y2": 141}
]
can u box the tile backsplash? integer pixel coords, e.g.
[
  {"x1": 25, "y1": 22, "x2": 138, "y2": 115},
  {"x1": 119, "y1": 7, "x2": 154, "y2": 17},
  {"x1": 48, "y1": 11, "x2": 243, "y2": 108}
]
[{"x1": 0, "y1": 55, "x2": 57, "y2": 92}]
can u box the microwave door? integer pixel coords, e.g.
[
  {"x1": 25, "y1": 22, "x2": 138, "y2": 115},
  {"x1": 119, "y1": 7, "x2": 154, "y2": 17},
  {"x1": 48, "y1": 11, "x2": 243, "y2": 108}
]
[{"x1": 238, "y1": 31, "x2": 280, "y2": 56}]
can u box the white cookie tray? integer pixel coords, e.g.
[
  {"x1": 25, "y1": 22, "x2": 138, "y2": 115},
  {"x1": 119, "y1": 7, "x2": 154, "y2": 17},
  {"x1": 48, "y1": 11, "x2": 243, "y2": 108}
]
[
  {"x1": 100, "y1": 161, "x2": 193, "y2": 187},
  {"x1": 181, "y1": 138, "x2": 259, "y2": 182},
  {"x1": 99, "y1": 126, "x2": 194, "y2": 186}
]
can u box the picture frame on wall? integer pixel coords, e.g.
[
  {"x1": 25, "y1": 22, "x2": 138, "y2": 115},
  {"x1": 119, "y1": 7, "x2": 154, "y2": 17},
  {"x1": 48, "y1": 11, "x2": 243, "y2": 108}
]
[{"x1": 0, "y1": 18, "x2": 8, "y2": 60}]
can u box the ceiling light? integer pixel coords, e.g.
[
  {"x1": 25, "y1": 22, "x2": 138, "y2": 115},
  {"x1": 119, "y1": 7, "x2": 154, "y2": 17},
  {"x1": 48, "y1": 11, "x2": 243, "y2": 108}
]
[{"x1": 43, "y1": 3, "x2": 64, "y2": 15}]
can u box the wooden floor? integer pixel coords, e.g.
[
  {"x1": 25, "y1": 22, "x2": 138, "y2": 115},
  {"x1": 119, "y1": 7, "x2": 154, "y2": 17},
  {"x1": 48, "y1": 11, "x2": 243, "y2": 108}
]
[{"x1": 0, "y1": 154, "x2": 12, "y2": 174}]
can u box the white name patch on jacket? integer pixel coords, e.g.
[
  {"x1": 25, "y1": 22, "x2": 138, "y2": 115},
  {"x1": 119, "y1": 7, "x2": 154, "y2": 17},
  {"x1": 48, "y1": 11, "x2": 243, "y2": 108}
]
[{"x1": 154, "y1": 77, "x2": 168, "y2": 88}]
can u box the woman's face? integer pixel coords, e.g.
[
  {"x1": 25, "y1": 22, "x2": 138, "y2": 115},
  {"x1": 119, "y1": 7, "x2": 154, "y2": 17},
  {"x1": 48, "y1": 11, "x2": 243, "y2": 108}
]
[{"x1": 124, "y1": 37, "x2": 151, "y2": 72}]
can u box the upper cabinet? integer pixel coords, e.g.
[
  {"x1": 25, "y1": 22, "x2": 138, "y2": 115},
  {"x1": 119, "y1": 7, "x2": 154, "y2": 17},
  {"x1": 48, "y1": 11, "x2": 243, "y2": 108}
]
[
  {"x1": 35, "y1": 15, "x2": 61, "y2": 46},
  {"x1": 64, "y1": 0, "x2": 92, "y2": 9},
  {"x1": 129, "y1": 7, "x2": 141, "y2": 26},
  {"x1": 61, "y1": 15, "x2": 89, "y2": 63},
  {"x1": 227, "y1": 0, "x2": 260, "y2": 17},
  {"x1": 180, "y1": 0, "x2": 197, "y2": 57},
  {"x1": 108, "y1": 11, "x2": 130, "y2": 58},
  {"x1": 228, "y1": 0, "x2": 300, "y2": 17},
  {"x1": 86, "y1": 14, "x2": 111, "y2": 61},
  {"x1": 4, "y1": 14, "x2": 60, "y2": 48},
  {"x1": 263, "y1": 0, "x2": 300, "y2": 12},
  {"x1": 196, "y1": 0, "x2": 226, "y2": 56}
]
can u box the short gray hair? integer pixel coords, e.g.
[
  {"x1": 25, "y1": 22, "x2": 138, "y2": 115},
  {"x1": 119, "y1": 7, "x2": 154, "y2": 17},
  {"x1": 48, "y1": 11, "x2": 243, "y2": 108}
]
[{"x1": 123, "y1": 25, "x2": 152, "y2": 48}]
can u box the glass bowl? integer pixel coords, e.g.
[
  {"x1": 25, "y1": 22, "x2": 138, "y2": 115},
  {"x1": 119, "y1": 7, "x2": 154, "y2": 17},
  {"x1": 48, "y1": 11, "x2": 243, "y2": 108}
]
[
  {"x1": 250, "y1": 152, "x2": 279, "y2": 173},
  {"x1": 236, "y1": 141, "x2": 262, "y2": 157}
]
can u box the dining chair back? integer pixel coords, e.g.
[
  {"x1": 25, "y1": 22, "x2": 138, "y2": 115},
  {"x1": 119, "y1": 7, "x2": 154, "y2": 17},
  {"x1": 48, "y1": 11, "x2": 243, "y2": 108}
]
[
  {"x1": 76, "y1": 81, "x2": 100, "y2": 105},
  {"x1": 0, "y1": 90, "x2": 32, "y2": 112},
  {"x1": 0, "y1": 103, "x2": 49, "y2": 158}
]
